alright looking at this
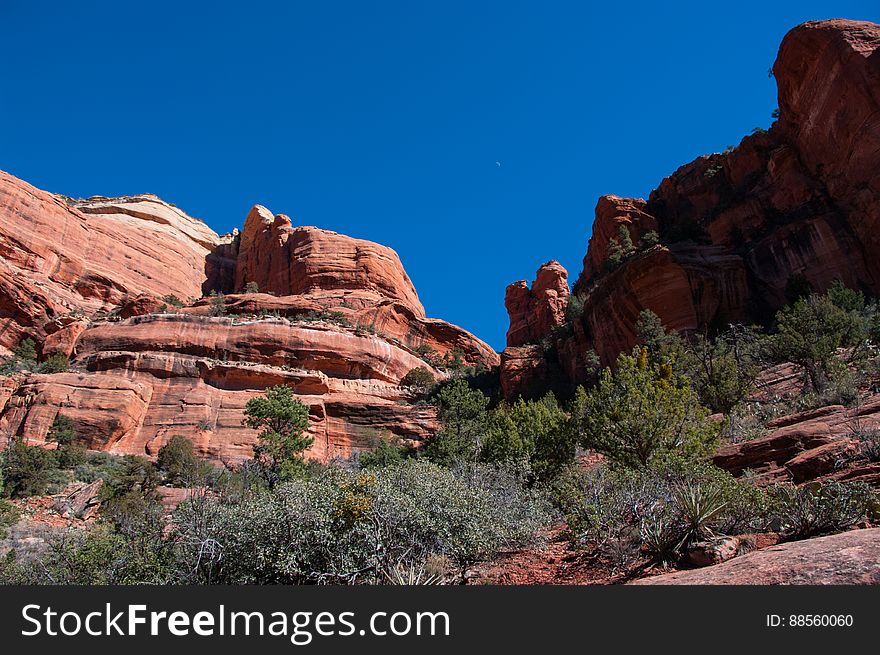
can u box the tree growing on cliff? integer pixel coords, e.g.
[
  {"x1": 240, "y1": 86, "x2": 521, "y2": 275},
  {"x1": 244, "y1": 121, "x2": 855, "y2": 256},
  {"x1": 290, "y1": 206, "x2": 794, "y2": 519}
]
[
  {"x1": 208, "y1": 291, "x2": 227, "y2": 317},
  {"x1": 607, "y1": 225, "x2": 636, "y2": 268},
  {"x1": 244, "y1": 385, "x2": 313, "y2": 484},
  {"x1": 0, "y1": 337, "x2": 38, "y2": 375},
  {"x1": 569, "y1": 347, "x2": 719, "y2": 469},
  {"x1": 157, "y1": 435, "x2": 203, "y2": 486}
]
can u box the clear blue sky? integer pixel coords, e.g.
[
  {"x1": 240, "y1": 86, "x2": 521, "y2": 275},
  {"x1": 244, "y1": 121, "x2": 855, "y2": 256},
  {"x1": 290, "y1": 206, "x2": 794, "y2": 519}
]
[{"x1": 2, "y1": 1, "x2": 877, "y2": 351}]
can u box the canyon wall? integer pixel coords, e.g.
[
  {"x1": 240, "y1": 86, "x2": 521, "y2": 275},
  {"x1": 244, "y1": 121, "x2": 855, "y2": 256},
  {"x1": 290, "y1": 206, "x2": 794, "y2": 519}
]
[
  {"x1": 502, "y1": 19, "x2": 880, "y2": 398},
  {"x1": 0, "y1": 173, "x2": 497, "y2": 463}
]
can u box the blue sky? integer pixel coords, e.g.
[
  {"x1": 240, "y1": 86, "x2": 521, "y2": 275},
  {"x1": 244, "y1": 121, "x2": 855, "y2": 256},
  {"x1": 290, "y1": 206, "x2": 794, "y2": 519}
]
[{"x1": 2, "y1": 1, "x2": 877, "y2": 351}]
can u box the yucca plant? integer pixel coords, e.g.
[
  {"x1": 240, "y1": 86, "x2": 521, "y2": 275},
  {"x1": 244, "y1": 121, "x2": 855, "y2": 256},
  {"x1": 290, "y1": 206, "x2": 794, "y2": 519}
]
[
  {"x1": 674, "y1": 481, "x2": 728, "y2": 546},
  {"x1": 381, "y1": 562, "x2": 445, "y2": 586}
]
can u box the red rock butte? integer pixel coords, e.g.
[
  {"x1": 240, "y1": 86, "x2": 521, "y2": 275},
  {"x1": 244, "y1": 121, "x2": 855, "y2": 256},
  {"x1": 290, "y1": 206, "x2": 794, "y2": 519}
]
[
  {"x1": 0, "y1": 173, "x2": 497, "y2": 463},
  {"x1": 501, "y1": 18, "x2": 880, "y2": 399}
]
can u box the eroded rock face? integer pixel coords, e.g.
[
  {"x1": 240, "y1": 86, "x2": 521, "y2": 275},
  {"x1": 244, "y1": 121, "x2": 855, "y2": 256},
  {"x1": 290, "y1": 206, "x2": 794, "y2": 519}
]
[
  {"x1": 505, "y1": 261, "x2": 569, "y2": 348},
  {"x1": 502, "y1": 19, "x2": 880, "y2": 393},
  {"x1": 0, "y1": 172, "x2": 219, "y2": 354},
  {"x1": 235, "y1": 206, "x2": 425, "y2": 316},
  {"x1": 0, "y1": 174, "x2": 497, "y2": 463},
  {"x1": 632, "y1": 528, "x2": 880, "y2": 585}
]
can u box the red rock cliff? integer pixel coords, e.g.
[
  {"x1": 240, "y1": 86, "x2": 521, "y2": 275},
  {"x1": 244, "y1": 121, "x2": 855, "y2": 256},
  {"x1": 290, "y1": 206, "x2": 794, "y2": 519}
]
[
  {"x1": 502, "y1": 19, "x2": 880, "y2": 397},
  {"x1": 0, "y1": 174, "x2": 498, "y2": 463}
]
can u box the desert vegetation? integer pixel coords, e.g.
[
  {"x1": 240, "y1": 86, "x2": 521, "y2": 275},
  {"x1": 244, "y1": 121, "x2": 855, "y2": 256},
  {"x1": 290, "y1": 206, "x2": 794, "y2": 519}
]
[{"x1": 1, "y1": 281, "x2": 879, "y2": 585}]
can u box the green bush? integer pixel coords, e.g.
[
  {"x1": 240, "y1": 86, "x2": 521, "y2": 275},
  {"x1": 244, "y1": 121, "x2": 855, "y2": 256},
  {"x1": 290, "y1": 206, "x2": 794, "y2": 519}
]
[
  {"x1": 39, "y1": 354, "x2": 70, "y2": 374},
  {"x1": 555, "y1": 457, "x2": 766, "y2": 567},
  {"x1": 173, "y1": 460, "x2": 550, "y2": 584},
  {"x1": 0, "y1": 439, "x2": 59, "y2": 498},
  {"x1": 98, "y1": 455, "x2": 161, "y2": 503},
  {"x1": 244, "y1": 385, "x2": 313, "y2": 484},
  {"x1": 481, "y1": 393, "x2": 575, "y2": 481},
  {"x1": 162, "y1": 294, "x2": 184, "y2": 307},
  {"x1": 569, "y1": 348, "x2": 719, "y2": 469},
  {"x1": 0, "y1": 338, "x2": 38, "y2": 375},
  {"x1": 207, "y1": 291, "x2": 227, "y2": 316},
  {"x1": 768, "y1": 284, "x2": 870, "y2": 393},
  {"x1": 680, "y1": 326, "x2": 763, "y2": 414},
  {"x1": 357, "y1": 433, "x2": 414, "y2": 469},
  {"x1": 766, "y1": 481, "x2": 877, "y2": 540},
  {"x1": 0, "y1": 499, "x2": 21, "y2": 540},
  {"x1": 244, "y1": 281, "x2": 260, "y2": 294},
  {"x1": 400, "y1": 366, "x2": 436, "y2": 391},
  {"x1": 425, "y1": 379, "x2": 490, "y2": 466},
  {"x1": 639, "y1": 230, "x2": 660, "y2": 248},
  {"x1": 157, "y1": 435, "x2": 203, "y2": 486}
]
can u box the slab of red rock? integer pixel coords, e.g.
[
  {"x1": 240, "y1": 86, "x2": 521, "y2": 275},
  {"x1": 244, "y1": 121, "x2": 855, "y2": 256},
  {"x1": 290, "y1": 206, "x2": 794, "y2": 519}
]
[
  {"x1": 52, "y1": 479, "x2": 103, "y2": 520},
  {"x1": 713, "y1": 395, "x2": 880, "y2": 485},
  {"x1": 632, "y1": 528, "x2": 880, "y2": 585},
  {"x1": 0, "y1": 172, "x2": 498, "y2": 464}
]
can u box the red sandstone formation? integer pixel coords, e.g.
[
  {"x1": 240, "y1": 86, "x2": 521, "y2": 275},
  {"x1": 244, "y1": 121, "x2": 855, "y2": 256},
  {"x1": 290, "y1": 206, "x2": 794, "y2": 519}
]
[
  {"x1": 502, "y1": 19, "x2": 880, "y2": 396},
  {"x1": 234, "y1": 205, "x2": 425, "y2": 314},
  {"x1": 0, "y1": 172, "x2": 497, "y2": 463},
  {"x1": 0, "y1": 173, "x2": 218, "y2": 355},
  {"x1": 505, "y1": 261, "x2": 570, "y2": 348}
]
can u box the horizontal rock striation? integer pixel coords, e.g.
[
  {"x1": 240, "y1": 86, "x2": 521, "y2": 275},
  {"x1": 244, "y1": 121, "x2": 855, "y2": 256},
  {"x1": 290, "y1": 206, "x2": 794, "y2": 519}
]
[{"x1": 0, "y1": 174, "x2": 497, "y2": 463}]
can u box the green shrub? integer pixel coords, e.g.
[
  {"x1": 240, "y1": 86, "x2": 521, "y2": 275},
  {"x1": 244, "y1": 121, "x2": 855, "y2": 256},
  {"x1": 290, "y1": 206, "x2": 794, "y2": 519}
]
[
  {"x1": 768, "y1": 285, "x2": 870, "y2": 393},
  {"x1": 0, "y1": 499, "x2": 21, "y2": 540},
  {"x1": 98, "y1": 455, "x2": 161, "y2": 503},
  {"x1": 680, "y1": 326, "x2": 763, "y2": 414},
  {"x1": 569, "y1": 348, "x2": 719, "y2": 469},
  {"x1": 244, "y1": 281, "x2": 260, "y2": 294},
  {"x1": 639, "y1": 230, "x2": 660, "y2": 248},
  {"x1": 0, "y1": 338, "x2": 38, "y2": 375},
  {"x1": 207, "y1": 291, "x2": 227, "y2": 317},
  {"x1": 606, "y1": 225, "x2": 635, "y2": 268},
  {"x1": 244, "y1": 385, "x2": 313, "y2": 484},
  {"x1": 157, "y1": 435, "x2": 203, "y2": 486},
  {"x1": 174, "y1": 460, "x2": 550, "y2": 584},
  {"x1": 400, "y1": 366, "x2": 436, "y2": 391},
  {"x1": 481, "y1": 393, "x2": 575, "y2": 481},
  {"x1": 555, "y1": 457, "x2": 766, "y2": 567},
  {"x1": 357, "y1": 433, "x2": 414, "y2": 469},
  {"x1": 38, "y1": 354, "x2": 70, "y2": 373},
  {"x1": 766, "y1": 481, "x2": 876, "y2": 540},
  {"x1": 565, "y1": 294, "x2": 585, "y2": 322},
  {"x1": 0, "y1": 440, "x2": 59, "y2": 498},
  {"x1": 425, "y1": 379, "x2": 489, "y2": 467}
]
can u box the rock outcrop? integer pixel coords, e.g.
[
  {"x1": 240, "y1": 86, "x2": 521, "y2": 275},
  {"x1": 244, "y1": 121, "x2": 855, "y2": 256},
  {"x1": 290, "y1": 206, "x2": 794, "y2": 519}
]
[
  {"x1": 505, "y1": 261, "x2": 569, "y2": 348},
  {"x1": 502, "y1": 19, "x2": 880, "y2": 396},
  {"x1": 632, "y1": 528, "x2": 880, "y2": 584},
  {"x1": 234, "y1": 205, "x2": 425, "y2": 315},
  {"x1": 0, "y1": 173, "x2": 220, "y2": 355},
  {"x1": 0, "y1": 173, "x2": 497, "y2": 463}
]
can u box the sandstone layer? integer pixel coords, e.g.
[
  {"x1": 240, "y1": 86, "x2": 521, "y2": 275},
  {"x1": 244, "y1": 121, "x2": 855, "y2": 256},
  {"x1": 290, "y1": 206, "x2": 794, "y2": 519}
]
[{"x1": 0, "y1": 173, "x2": 497, "y2": 463}]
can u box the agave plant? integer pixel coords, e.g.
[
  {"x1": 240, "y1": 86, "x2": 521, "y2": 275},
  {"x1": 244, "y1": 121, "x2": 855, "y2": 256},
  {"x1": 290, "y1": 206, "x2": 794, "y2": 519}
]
[
  {"x1": 382, "y1": 562, "x2": 445, "y2": 586},
  {"x1": 674, "y1": 481, "x2": 728, "y2": 545}
]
